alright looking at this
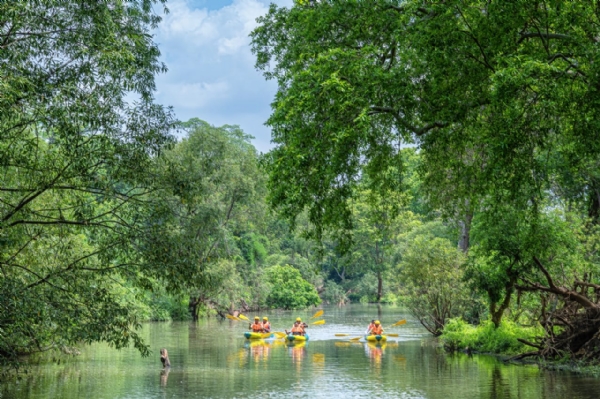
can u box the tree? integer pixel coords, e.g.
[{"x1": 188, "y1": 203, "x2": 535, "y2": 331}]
[
  {"x1": 251, "y1": 0, "x2": 600, "y2": 238},
  {"x1": 0, "y1": 0, "x2": 174, "y2": 365},
  {"x1": 395, "y1": 231, "x2": 469, "y2": 336},
  {"x1": 148, "y1": 119, "x2": 266, "y2": 320},
  {"x1": 252, "y1": 0, "x2": 600, "y2": 360},
  {"x1": 265, "y1": 265, "x2": 321, "y2": 310}
]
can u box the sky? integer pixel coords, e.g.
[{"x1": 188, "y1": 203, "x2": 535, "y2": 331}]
[{"x1": 153, "y1": 0, "x2": 293, "y2": 153}]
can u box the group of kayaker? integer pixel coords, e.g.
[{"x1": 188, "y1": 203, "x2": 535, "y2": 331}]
[
  {"x1": 248, "y1": 317, "x2": 309, "y2": 336},
  {"x1": 248, "y1": 317, "x2": 384, "y2": 337},
  {"x1": 249, "y1": 316, "x2": 271, "y2": 333}
]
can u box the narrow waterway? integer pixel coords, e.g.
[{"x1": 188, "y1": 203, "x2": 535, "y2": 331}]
[{"x1": 3, "y1": 304, "x2": 600, "y2": 398}]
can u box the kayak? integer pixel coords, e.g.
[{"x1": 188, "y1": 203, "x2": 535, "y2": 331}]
[
  {"x1": 244, "y1": 332, "x2": 273, "y2": 340},
  {"x1": 285, "y1": 334, "x2": 309, "y2": 342},
  {"x1": 365, "y1": 334, "x2": 387, "y2": 342}
]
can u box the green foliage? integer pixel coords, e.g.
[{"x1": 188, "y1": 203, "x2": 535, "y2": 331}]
[
  {"x1": 394, "y1": 227, "x2": 469, "y2": 336},
  {"x1": 466, "y1": 207, "x2": 587, "y2": 326},
  {"x1": 321, "y1": 280, "x2": 348, "y2": 305},
  {"x1": 265, "y1": 265, "x2": 321, "y2": 309},
  {"x1": 238, "y1": 233, "x2": 269, "y2": 267},
  {"x1": 0, "y1": 0, "x2": 174, "y2": 365},
  {"x1": 441, "y1": 318, "x2": 543, "y2": 355},
  {"x1": 147, "y1": 119, "x2": 267, "y2": 318}
]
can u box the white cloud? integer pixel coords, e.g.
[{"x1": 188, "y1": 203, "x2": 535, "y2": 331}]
[{"x1": 152, "y1": 0, "x2": 293, "y2": 152}]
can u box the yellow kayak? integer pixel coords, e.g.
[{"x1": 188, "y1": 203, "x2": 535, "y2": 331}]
[
  {"x1": 285, "y1": 334, "x2": 309, "y2": 342},
  {"x1": 244, "y1": 332, "x2": 273, "y2": 340},
  {"x1": 365, "y1": 334, "x2": 387, "y2": 342}
]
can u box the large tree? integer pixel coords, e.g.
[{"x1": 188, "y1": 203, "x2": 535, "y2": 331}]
[
  {"x1": 251, "y1": 0, "x2": 600, "y2": 237},
  {"x1": 252, "y1": 0, "x2": 600, "y2": 360},
  {"x1": 0, "y1": 1, "x2": 174, "y2": 365},
  {"x1": 148, "y1": 119, "x2": 266, "y2": 320}
]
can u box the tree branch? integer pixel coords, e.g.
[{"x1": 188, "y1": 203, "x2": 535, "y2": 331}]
[
  {"x1": 369, "y1": 106, "x2": 447, "y2": 135},
  {"x1": 518, "y1": 32, "x2": 571, "y2": 44}
]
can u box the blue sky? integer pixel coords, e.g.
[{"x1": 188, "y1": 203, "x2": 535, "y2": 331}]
[{"x1": 153, "y1": 0, "x2": 293, "y2": 153}]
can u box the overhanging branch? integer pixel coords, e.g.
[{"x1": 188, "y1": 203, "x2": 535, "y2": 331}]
[{"x1": 369, "y1": 106, "x2": 447, "y2": 136}]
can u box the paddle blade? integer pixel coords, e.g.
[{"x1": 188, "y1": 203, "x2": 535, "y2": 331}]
[
  {"x1": 225, "y1": 315, "x2": 239, "y2": 321},
  {"x1": 349, "y1": 337, "x2": 362, "y2": 342},
  {"x1": 391, "y1": 319, "x2": 407, "y2": 327},
  {"x1": 335, "y1": 333, "x2": 350, "y2": 336},
  {"x1": 387, "y1": 333, "x2": 399, "y2": 337},
  {"x1": 311, "y1": 319, "x2": 326, "y2": 325},
  {"x1": 238, "y1": 314, "x2": 250, "y2": 321},
  {"x1": 310, "y1": 309, "x2": 324, "y2": 319},
  {"x1": 273, "y1": 331, "x2": 287, "y2": 338}
]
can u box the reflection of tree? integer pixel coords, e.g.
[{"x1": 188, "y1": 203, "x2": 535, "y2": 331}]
[{"x1": 489, "y1": 365, "x2": 507, "y2": 399}]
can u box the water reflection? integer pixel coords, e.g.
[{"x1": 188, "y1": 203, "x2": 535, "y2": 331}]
[
  {"x1": 245, "y1": 340, "x2": 272, "y2": 363},
  {"x1": 3, "y1": 304, "x2": 600, "y2": 399},
  {"x1": 288, "y1": 341, "x2": 307, "y2": 371},
  {"x1": 365, "y1": 342, "x2": 385, "y2": 368},
  {"x1": 159, "y1": 367, "x2": 170, "y2": 387}
]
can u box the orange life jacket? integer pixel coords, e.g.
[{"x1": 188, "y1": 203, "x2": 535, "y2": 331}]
[
  {"x1": 262, "y1": 322, "x2": 271, "y2": 332},
  {"x1": 370, "y1": 325, "x2": 383, "y2": 335},
  {"x1": 291, "y1": 323, "x2": 305, "y2": 335},
  {"x1": 251, "y1": 322, "x2": 263, "y2": 332}
]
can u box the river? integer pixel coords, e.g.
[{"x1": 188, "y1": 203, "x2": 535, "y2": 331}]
[{"x1": 3, "y1": 304, "x2": 600, "y2": 398}]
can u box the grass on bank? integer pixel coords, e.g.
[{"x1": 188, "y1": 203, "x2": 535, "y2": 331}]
[{"x1": 441, "y1": 318, "x2": 544, "y2": 355}]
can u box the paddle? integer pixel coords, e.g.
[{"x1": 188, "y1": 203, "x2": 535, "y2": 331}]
[
  {"x1": 225, "y1": 314, "x2": 241, "y2": 321},
  {"x1": 238, "y1": 314, "x2": 250, "y2": 321},
  {"x1": 273, "y1": 319, "x2": 326, "y2": 339},
  {"x1": 345, "y1": 319, "x2": 407, "y2": 340},
  {"x1": 310, "y1": 309, "x2": 324, "y2": 319},
  {"x1": 337, "y1": 319, "x2": 405, "y2": 338}
]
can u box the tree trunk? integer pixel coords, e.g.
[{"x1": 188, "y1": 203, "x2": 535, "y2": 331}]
[
  {"x1": 490, "y1": 277, "x2": 516, "y2": 327},
  {"x1": 189, "y1": 296, "x2": 200, "y2": 321},
  {"x1": 376, "y1": 271, "x2": 383, "y2": 303},
  {"x1": 458, "y1": 209, "x2": 473, "y2": 253},
  {"x1": 588, "y1": 186, "x2": 600, "y2": 224}
]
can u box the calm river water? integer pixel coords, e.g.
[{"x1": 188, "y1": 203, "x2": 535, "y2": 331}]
[{"x1": 3, "y1": 304, "x2": 600, "y2": 398}]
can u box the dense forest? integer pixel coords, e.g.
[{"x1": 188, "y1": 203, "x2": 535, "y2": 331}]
[{"x1": 2, "y1": 0, "x2": 600, "y2": 371}]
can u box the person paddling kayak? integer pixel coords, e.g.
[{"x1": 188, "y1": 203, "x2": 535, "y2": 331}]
[
  {"x1": 365, "y1": 319, "x2": 375, "y2": 335},
  {"x1": 367, "y1": 320, "x2": 384, "y2": 335},
  {"x1": 262, "y1": 317, "x2": 271, "y2": 333},
  {"x1": 286, "y1": 317, "x2": 308, "y2": 336},
  {"x1": 249, "y1": 316, "x2": 263, "y2": 333}
]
